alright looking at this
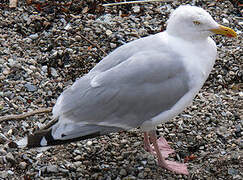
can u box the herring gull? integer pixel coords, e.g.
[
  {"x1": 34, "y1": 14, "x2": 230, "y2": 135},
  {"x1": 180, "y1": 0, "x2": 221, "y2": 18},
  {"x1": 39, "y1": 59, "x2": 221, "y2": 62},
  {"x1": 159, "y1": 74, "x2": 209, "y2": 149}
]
[{"x1": 16, "y1": 5, "x2": 237, "y2": 175}]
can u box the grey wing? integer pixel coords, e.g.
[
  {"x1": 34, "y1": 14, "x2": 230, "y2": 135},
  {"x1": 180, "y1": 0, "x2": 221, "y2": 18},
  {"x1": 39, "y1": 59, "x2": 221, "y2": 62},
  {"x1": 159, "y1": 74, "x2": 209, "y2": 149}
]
[
  {"x1": 90, "y1": 33, "x2": 166, "y2": 74},
  {"x1": 52, "y1": 50, "x2": 190, "y2": 130}
]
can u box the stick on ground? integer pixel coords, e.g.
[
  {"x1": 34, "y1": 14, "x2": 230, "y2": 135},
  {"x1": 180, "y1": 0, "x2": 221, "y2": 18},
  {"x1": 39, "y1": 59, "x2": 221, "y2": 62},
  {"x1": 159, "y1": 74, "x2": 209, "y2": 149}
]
[
  {"x1": 0, "y1": 107, "x2": 52, "y2": 122},
  {"x1": 103, "y1": 0, "x2": 173, "y2": 7},
  {"x1": 80, "y1": 34, "x2": 108, "y2": 56}
]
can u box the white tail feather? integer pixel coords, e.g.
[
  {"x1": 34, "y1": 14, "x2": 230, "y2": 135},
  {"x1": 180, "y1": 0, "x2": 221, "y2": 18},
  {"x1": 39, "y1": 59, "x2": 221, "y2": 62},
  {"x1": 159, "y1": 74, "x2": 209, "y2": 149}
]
[{"x1": 16, "y1": 137, "x2": 27, "y2": 148}]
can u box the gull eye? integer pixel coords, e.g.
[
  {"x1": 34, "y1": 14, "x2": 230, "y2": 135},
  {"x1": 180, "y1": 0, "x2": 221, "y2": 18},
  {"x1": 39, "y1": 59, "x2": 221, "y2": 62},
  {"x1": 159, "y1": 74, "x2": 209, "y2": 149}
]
[{"x1": 193, "y1": 20, "x2": 201, "y2": 25}]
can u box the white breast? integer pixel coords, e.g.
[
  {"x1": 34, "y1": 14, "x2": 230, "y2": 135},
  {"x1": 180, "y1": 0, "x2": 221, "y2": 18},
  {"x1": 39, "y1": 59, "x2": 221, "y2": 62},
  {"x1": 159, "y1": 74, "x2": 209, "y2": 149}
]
[{"x1": 141, "y1": 35, "x2": 217, "y2": 131}]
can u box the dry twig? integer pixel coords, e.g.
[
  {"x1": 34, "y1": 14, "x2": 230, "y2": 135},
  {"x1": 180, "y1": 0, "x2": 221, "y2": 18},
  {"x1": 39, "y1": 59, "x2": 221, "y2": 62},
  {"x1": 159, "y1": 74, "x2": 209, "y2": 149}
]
[
  {"x1": 103, "y1": 0, "x2": 173, "y2": 6},
  {"x1": 79, "y1": 34, "x2": 108, "y2": 56},
  {"x1": 0, "y1": 107, "x2": 52, "y2": 122}
]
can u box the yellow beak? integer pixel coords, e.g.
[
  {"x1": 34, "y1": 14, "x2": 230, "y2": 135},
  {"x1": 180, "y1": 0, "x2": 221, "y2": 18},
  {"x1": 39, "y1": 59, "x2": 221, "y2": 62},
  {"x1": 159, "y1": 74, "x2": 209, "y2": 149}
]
[{"x1": 209, "y1": 25, "x2": 237, "y2": 38}]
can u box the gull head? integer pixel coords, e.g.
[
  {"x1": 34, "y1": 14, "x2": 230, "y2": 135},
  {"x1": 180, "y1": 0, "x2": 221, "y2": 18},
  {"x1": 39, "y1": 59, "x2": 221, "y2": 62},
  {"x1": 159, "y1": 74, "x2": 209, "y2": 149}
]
[{"x1": 166, "y1": 5, "x2": 237, "y2": 41}]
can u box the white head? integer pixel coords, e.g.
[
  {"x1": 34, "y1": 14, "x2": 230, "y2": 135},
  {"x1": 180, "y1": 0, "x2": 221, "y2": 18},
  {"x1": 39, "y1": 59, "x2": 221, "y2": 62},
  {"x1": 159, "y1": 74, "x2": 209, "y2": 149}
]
[{"x1": 166, "y1": 5, "x2": 237, "y2": 41}]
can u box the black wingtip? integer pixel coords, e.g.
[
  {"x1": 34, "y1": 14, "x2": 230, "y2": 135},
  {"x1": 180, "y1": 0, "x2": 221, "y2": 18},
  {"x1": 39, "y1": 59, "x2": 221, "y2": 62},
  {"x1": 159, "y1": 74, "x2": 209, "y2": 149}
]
[{"x1": 15, "y1": 129, "x2": 102, "y2": 148}]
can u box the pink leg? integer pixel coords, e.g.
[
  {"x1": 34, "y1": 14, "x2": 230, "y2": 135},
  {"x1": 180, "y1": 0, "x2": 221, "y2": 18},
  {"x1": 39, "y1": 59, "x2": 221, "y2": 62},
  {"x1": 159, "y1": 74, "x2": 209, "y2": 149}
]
[
  {"x1": 143, "y1": 132, "x2": 151, "y2": 152},
  {"x1": 149, "y1": 131, "x2": 189, "y2": 175}
]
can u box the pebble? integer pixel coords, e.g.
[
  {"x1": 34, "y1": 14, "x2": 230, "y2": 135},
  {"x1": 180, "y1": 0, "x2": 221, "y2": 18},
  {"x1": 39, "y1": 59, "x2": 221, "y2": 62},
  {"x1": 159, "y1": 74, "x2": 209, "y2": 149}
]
[
  {"x1": 2, "y1": 68, "x2": 10, "y2": 75},
  {"x1": 29, "y1": 33, "x2": 39, "y2": 40},
  {"x1": 51, "y1": 67, "x2": 59, "y2": 77},
  {"x1": 138, "y1": 172, "x2": 144, "y2": 179},
  {"x1": 74, "y1": 155, "x2": 82, "y2": 161},
  {"x1": 6, "y1": 152, "x2": 16, "y2": 164},
  {"x1": 105, "y1": 30, "x2": 112, "y2": 36},
  {"x1": 86, "y1": 140, "x2": 93, "y2": 146},
  {"x1": 228, "y1": 168, "x2": 238, "y2": 175},
  {"x1": 132, "y1": 6, "x2": 140, "y2": 13},
  {"x1": 119, "y1": 168, "x2": 127, "y2": 176},
  {"x1": 110, "y1": 43, "x2": 117, "y2": 48},
  {"x1": 0, "y1": 149, "x2": 7, "y2": 156},
  {"x1": 133, "y1": 141, "x2": 141, "y2": 147},
  {"x1": 73, "y1": 161, "x2": 82, "y2": 168},
  {"x1": 222, "y1": 18, "x2": 229, "y2": 24},
  {"x1": 8, "y1": 58, "x2": 16, "y2": 67},
  {"x1": 24, "y1": 83, "x2": 37, "y2": 92},
  {"x1": 221, "y1": 151, "x2": 226, "y2": 155},
  {"x1": 19, "y1": 162, "x2": 27, "y2": 169},
  {"x1": 46, "y1": 165, "x2": 59, "y2": 173},
  {"x1": 235, "y1": 124, "x2": 241, "y2": 133},
  {"x1": 64, "y1": 23, "x2": 72, "y2": 30},
  {"x1": 121, "y1": 139, "x2": 128, "y2": 144},
  {"x1": 0, "y1": 171, "x2": 8, "y2": 178}
]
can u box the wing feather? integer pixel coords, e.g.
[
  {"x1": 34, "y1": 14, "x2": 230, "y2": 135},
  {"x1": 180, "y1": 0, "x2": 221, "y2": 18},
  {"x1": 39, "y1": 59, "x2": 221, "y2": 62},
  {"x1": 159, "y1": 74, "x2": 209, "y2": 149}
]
[{"x1": 53, "y1": 50, "x2": 189, "y2": 130}]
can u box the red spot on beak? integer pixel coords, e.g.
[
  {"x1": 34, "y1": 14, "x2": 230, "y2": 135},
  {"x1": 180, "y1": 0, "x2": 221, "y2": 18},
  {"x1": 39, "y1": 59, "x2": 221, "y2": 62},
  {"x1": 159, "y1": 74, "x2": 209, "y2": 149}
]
[{"x1": 227, "y1": 34, "x2": 234, "y2": 37}]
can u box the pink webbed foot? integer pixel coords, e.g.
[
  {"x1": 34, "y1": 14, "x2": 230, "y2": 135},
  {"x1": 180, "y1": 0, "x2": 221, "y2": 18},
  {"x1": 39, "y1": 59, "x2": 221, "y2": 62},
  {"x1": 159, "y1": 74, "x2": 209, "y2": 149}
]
[
  {"x1": 147, "y1": 131, "x2": 189, "y2": 175},
  {"x1": 158, "y1": 160, "x2": 189, "y2": 175},
  {"x1": 149, "y1": 137, "x2": 175, "y2": 158}
]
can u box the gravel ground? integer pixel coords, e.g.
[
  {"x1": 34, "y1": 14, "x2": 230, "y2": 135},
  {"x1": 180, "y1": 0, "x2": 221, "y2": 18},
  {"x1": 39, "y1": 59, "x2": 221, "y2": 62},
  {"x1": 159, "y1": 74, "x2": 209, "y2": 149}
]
[{"x1": 0, "y1": 0, "x2": 242, "y2": 179}]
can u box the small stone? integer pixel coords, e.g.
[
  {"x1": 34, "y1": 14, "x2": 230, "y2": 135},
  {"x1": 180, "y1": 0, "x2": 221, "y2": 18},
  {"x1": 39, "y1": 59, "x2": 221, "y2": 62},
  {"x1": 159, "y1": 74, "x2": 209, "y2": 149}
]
[
  {"x1": 199, "y1": 146, "x2": 204, "y2": 150},
  {"x1": 2, "y1": 68, "x2": 10, "y2": 75},
  {"x1": 0, "y1": 149, "x2": 7, "y2": 155},
  {"x1": 86, "y1": 141, "x2": 92, "y2": 146},
  {"x1": 74, "y1": 155, "x2": 82, "y2": 161},
  {"x1": 138, "y1": 172, "x2": 144, "y2": 179},
  {"x1": 91, "y1": 173, "x2": 100, "y2": 179},
  {"x1": 110, "y1": 43, "x2": 117, "y2": 48},
  {"x1": 29, "y1": 65, "x2": 36, "y2": 71},
  {"x1": 144, "y1": 167, "x2": 151, "y2": 172},
  {"x1": 42, "y1": 65, "x2": 47, "y2": 73},
  {"x1": 133, "y1": 141, "x2": 141, "y2": 147},
  {"x1": 0, "y1": 137, "x2": 6, "y2": 144},
  {"x1": 8, "y1": 58, "x2": 16, "y2": 67},
  {"x1": 59, "y1": 168, "x2": 69, "y2": 173},
  {"x1": 6, "y1": 152, "x2": 16, "y2": 164},
  {"x1": 121, "y1": 139, "x2": 128, "y2": 144},
  {"x1": 148, "y1": 159, "x2": 155, "y2": 165},
  {"x1": 176, "y1": 141, "x2": 183, "y2": 146},
  {"x1": 19, "y1": 162, "x2": 27, "y2": 169},
  {"x1": 123, "y1": 175, "x2": 137, "y2": 180},
  {"x1": 147, "y1": 154, "x2": 154, "y2": 161},
  {"x1": 233, "y1": 175, "x2": 242, "y2": 179},
  {"x1": 141, "y1": 160, "x2": 147, "y2": 165},
  {"x1": 75, "y1": 35, "x2": 82, "y2": 41},
  {"x1": 73, "y1": 149, "x2": 82, "y2": 155},
  {"x1": 64, "y1": 23, "x2": 71, "y2": 30},
  {"x1": 119, "y1": 168, "x2": 127, "y2": 176},
  {"x1": 105, "y1": 30, "x2": 112, "y2": 36},
  {"x1": 7, "y1": 170, "x2": 14, "y2": 175},
  {"x1": 73, "y1": 161, "x2": 82, "y2": 168},
  {"x1": 24, "y1": 83, "x2": 37, "y2": 92},
  {"x1": 235, "y1": 124, "x2": 241, "y2": 133},
  {"x1": 46, "y1": 165, "x2": 58, "y2": 173},
  {"x1": 132, "y1": 6, "x2": 140, "y2": 13},
  {"x1": 0, "y1": 171, "x2": 8, "y2": 178},
  {"x1": 228, "y1": 168, "x2": 238, "y2": 175},
  {"x1": 29, "y1": 33, "x2": 39, "y2": 40},
  {"x1": 51, "y1": 67, "x2": 59, "y2": 77},
  {"x1": 23, "y1": 38, "x2": 32, "y2": 43},
  {"x1": 222, "y1": 18, "x2": 229, "y2": 24},
  {"x1": 221, "y1": 151, "x2": 226, "y2": 155}
]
